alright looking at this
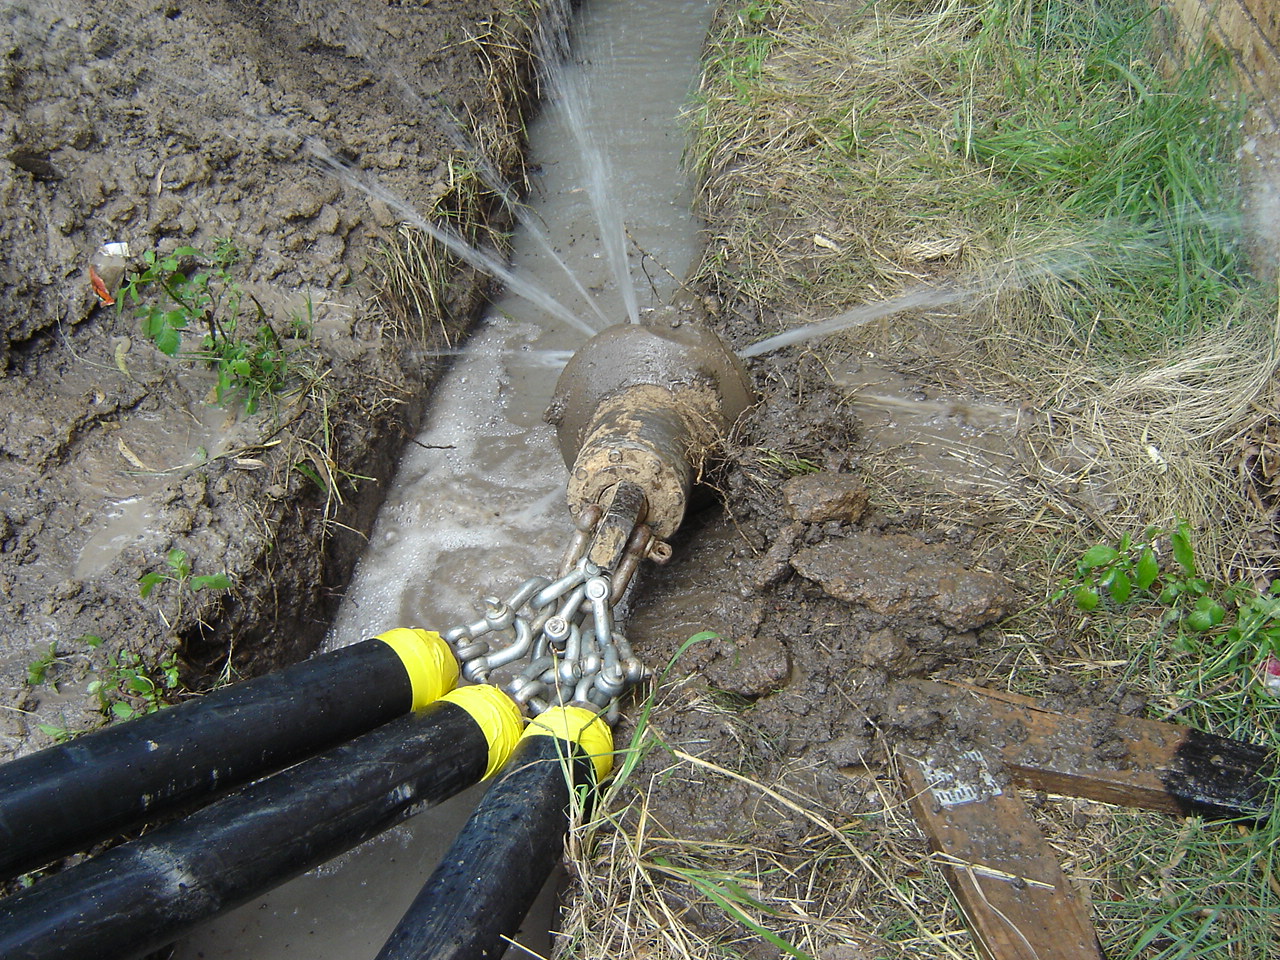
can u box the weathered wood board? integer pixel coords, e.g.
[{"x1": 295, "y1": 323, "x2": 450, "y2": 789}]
[
  {"x1": 907, "y1": 680, "x2": 1274, "y2": 818},
  {"x1": 900, "y1": 747, "x2": 1106, "y2": 960},
  {"x1": 1166, "y1": 0, "x2": 1280, "y2": 101}
]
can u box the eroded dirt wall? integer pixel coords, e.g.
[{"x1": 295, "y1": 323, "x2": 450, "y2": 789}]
[{"x1": 0, "y1": 0, "x2": 538, "y2": 761}]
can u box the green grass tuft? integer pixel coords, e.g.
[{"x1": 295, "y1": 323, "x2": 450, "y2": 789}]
[
  {"x1": 956, "y1": 0, "x2": 1253, "y2": 346},
  {"x1": 686, "y1": 0, "x2": 1264, "y2": 357}
]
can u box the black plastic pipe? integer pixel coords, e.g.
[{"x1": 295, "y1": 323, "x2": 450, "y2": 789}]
[
  {"x1": 376, "y1": 706, "x2": 614, "y2": 960},
  {"x1": 0, "y1": 685, "x2": 523, "y2": 960},
  {"x1": 0, "y1": 628, "x2": 457, "y2": 880}
]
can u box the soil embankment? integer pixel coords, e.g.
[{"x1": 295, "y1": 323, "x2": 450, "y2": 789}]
[
  {"x1": 0, "y1": 0, "x2": 527, "y2": 759},
  {"x1": 13, "y1": 2, "x2": 1266, "y2": 957}
]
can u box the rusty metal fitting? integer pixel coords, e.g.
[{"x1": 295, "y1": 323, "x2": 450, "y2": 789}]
[{"x1": 546, "y1": 320, "x2": 753, "y2": 539}]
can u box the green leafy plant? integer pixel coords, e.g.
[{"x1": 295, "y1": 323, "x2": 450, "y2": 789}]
[
  {"x1": 139, "y1": 548, "x2": 232, "y2": 598},
  {"x1": 88, "y1": 649, "x2": 182, "y2": 721},
  {"x1": 26, "y1": 634, "x2": 102, "y2": 692},
  {"x1": 1063, "y1": 525, "x2": 1179, "y2": 613},
  {"x1": 118, "y1": 239, "x2": 296, "y2": 414},
  {"x1": 1057, "y1": 521, "x2": 1280, "y2": 687},
  {"x1": 29, "y1": 634, "x2": 186, "y2": 739},
  {"x1": 35, "y1": 722, "x2": 74, "y2": 743},
  {"x1": 139, "y1": 548, "x2": 232, "y2": 626}
]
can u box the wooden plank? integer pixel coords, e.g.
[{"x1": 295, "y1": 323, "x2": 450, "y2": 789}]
[
  {"x1": 900, "y1": 746, "x2": 1105, "y2": 960},
  {"x1": 906, "y1": 681, "x2": 1274, "y2": 818},
  {"x1": 1160, "y1": 0, "x2": 1279, "y2": 281},
  {"x1": 1165, "y1": 0, "x2": 1280, "y2": 100}
]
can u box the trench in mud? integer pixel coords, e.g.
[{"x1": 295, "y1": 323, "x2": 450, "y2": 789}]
[
  {"x1": 5, "y1": 0, "x2": 1274, "y2": 955},
  {"x1": 168, "y1": 0, "x2": 1045, "y2": 954},
  {"x1": 173, "y1": 1, "x2": 713, "y2": 956}
]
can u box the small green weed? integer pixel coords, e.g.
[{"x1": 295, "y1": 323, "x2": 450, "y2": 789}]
[
  {"x1": 88, "y1": 648, "x2": 182, "y2": 721},
  {"x1": 25, "y1": 633, "x2": 102, "y2": 695},
  {"x1": 139, "y1": 548, "x2": 232, "y2": 599},
  {"x1": 1057, "y1": 521, "x2": 1280, "y2": 707},
  {"x1": 26, "y1": 642, "x2": 63, "y2": 688},
  {"x1": 26, "y1": 633, "x2": 178, "y2": 737},
  {"x1": 35, "y1": 722, "x2": 74, "y2": 744},
  {"x1": 757, "y1": 449, "x2": 820, "y2": 477},
  {"x1": 701, "y1": 1, "x2": 776, "y2": 103},
  {"x1": 1060, "y1": 523, "x2": 1189, "y2": 613},
  {"x1": 119, "y1": 239, "x2": 297, "y2": 414},
  {"x1": 139, "y1": 548, "x2": 232, "y2": 627}
]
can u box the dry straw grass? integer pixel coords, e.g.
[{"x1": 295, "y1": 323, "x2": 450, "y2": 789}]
[
  {"x1": 557, "y1": 681, "x2": 977, "y2": 960},
  {"x1": 371, "y1": 158, "x2": 507, "y2": 347},
  {"x1": 1026, "y1": 308, "x2": 1280, "y2": 579},
  {"x1": 687, "y1": 0, "x2": 1278, "y2": 580},
  {"x1": 372, "y1": 1, "x2": 543, "y2": 349},
  {"x1": 550, "y1": 0, "x2": 1280, "y2": 957}
]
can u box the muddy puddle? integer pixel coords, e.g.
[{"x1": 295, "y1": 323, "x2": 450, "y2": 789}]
[
  {"x1": 172, "y1": 0, "x2": 716, "y2": 956},
  {"x1": 70, "y1": 371, "x2": 251, "y2": 581},
  {"x1": 0, "y1": 353, "x2": 248, "y2": 692},
  {"x1": 833, "y1": 354, "x2": 1030, "y2": 495}
]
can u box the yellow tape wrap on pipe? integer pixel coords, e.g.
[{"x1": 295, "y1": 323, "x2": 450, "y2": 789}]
[
  {"x1": 438, "y1": 685, "x2": 524, "y2": 780},
  {"x1": 522, "y1": 706, "x2": 614, "y2": 783},
  {"x1": 374, "y1": 629, "x2": 459, "y2": 712}
]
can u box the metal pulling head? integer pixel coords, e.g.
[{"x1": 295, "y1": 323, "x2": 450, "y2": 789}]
[
  {"x1": 443, "y1": 501, "x2": 648, "y2": 725},
  {"x1": 546, "y1": 316, "x2": 754, "y2": 543},
  {"x1": 445, "y1": 317, "x2": 753, "y2": 724}
]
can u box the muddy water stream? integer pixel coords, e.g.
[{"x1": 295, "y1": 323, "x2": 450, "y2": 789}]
[{"x1": 172, "y1": 1, "x2": 714, "y2": 957}]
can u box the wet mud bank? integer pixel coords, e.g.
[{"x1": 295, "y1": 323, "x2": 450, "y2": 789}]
[
  {"x1": 0, "y1": 0, "x2": 537, "y2": 762},
  {"x1": 5, "y1": 0, "x2": 1079, "y2": 953},
  {"x1": 620, "y1": 378, "x2": 1019, "y2": 822}
]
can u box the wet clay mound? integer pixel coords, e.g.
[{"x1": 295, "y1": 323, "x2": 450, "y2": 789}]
[
  {"x1": 2, "y1": 0, "x2": 507, "y2": 366},
  {"x1": 789, "y1": 530, "x2": 1010, "y2": 631},
  {"x1": 0, "y1": 0, "x2": 526, "y2": 761},
  {"x1": 623, "y1": 361, "x2": 1015, "y2": 843}
]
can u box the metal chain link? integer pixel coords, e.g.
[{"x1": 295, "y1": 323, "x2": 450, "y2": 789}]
[{"x1": 442, "y1": 508, "x2": 652, "y2": 724}]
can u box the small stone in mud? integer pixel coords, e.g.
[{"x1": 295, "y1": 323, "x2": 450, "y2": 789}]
[
  {"x1": 180, "y1": 475, "x2": 207, "y2": 505},
  {"x1": 53, "y1": 578, "x2": 83, "y2": 600},
  {"x1": 8, "y1": 147, "x2": 60, "y2": 180},
  {"x1": 750, "y1": 521, "x2": 801, "y2": 591},
  {"x1": 781, "y1": 472, "x2": 868, "y2": 524},
  {"x1": 164, "y1": 507, "x2": 196, "y2": 534},
  {"x1": 277, "y1": 181, "x2": 332, "y2": 221},
  {"x1": 857, "y1": 628, "x2": 913, "y2": 671},
  {"x1": 1115, "y1": 690, "x2": 1147, "y2": 716},
  {"x1": 826, "y1": 730, "x2": 876, "y2": 767},
  {"x1": 1046, "y1": 672, "x2": 1078, "y2": 695}
]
